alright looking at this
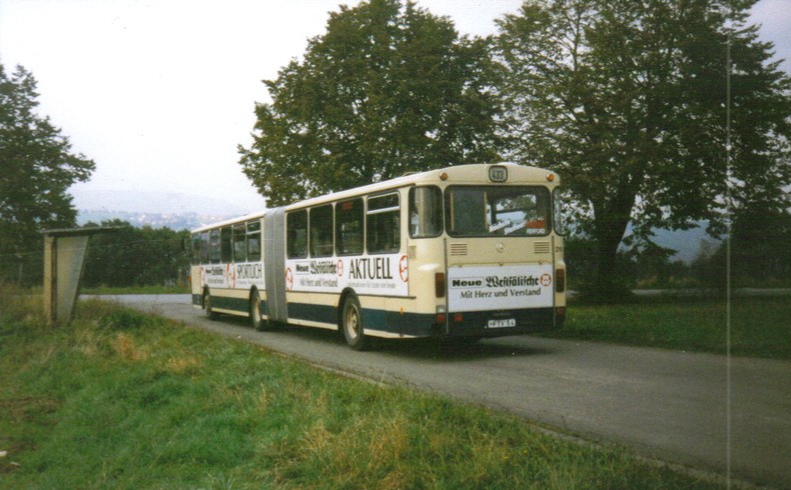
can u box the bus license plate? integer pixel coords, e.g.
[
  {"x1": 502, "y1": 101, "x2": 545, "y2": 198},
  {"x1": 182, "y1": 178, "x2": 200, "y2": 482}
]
[{"x1": 487, "y1": 319, "x2": 516, "y2": 329}]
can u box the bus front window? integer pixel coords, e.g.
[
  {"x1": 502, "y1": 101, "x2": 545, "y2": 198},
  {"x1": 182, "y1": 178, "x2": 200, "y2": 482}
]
[{"x1": 446, "y1": 186, "x2": 550, "y2": 237}]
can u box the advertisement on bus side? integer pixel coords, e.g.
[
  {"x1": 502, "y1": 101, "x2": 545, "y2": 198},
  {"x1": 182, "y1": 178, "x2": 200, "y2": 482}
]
[
  {"x1": 286, "y1": 253, "x2": 409, "y2": 296},
  {"x1": 200, "y1": 262, "x2": 265, "y2": 289}
]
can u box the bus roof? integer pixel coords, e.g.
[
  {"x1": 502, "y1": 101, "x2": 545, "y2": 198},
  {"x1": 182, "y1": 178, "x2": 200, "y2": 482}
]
[
  {"x1": 191, "y1": 210, "x2": 267, "y2": 234},
  {"x1": 191, "y1": 163, "x2": 558, "y2": 233},
  {"x1": 283, "y1": 162, "x2": 558, "y2": 210}
]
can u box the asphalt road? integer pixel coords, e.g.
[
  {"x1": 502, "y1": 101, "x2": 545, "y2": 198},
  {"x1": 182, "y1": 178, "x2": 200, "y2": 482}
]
[{"x1": 99, "y1": 294, "x2": 791, "y2": 488}]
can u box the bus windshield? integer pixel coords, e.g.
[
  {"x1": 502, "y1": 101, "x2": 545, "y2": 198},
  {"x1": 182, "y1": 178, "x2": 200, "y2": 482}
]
[{"x1": 446, "y1": 186, "x2": 550, "y2": 237}]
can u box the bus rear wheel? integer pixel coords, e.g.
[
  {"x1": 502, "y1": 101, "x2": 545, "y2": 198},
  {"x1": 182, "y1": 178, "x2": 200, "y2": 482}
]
[
  {"x1": 250, "y1": 290, "x2": 270, "y2": 331},
  {"x1": 204, "y1": 290, "x2": 218, "y2": 320},
  {"x1": 341, "y1": 295, "x2": 368, "y2": 351}
]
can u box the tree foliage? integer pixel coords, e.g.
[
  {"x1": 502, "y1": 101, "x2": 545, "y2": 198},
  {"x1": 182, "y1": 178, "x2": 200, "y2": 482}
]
[
  {"x1": 698, "y1": 202, "x2": 791, "y2": 288},
  {"x1": 81, "y1": 220, "x2": 190, "y2": 288},
  {"x1": 496, "y1": 0, "x2": 791, "y2": 294},
  {"x1": 239, "y1": 0, "x2": 503, "y2": 206},
  {"x1": 0, "y1": 62, "x2": 95, "y2": 283}
]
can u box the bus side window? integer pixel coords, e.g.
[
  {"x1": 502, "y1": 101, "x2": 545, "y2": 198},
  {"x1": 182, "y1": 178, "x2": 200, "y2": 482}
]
[
  {"x1": 221, "y1": 227, "x2": 233, "y2": 263},
  {"x1": 287, "y1": 210, "x2": 308, "y2": 259},
  {"x1": 191, "y1": 234, "x2": 202, "y2": 265},
  {"x1": 247, "y1": 221, "x2": 261, "y2": 262},
  {"x1": 200, "y1": 231, "x2": 210, "y2": 264},
  {"x1": 409, "y1": 186, "x2": 442, "y2": 238},
  {"x1": 233, "y1": 223, "x2": 247, "y2": 262},
  {"x1": 336, "y1": 198, "x2": 363, "y2": 256},
  {"x1": 209, "y1": 229, "x2": 221, "y2": 264},
  {"x1": 553, "y1": 188, "x2": 566, "y2": 235},
  {"x1": 367, "y1": 193, "x2": 400, "y2": 254},
  {"x1": 310, "y1": 204, "x2": 334, "y2": 257}
]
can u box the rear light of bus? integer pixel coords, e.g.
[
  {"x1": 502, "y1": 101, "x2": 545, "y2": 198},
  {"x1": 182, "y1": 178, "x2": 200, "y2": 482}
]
[
  {"x1": 555, "y1": 268, "x2": 566, "y2": 293},
  {"x1": 434, "y1": 310, "x2": 463, "y2": 326},
  {"x1": 435, "y1": 306, "x2": 446, "y2": 325},
  {"x1": 435, "y1": 272, "x2": 446, "y2": 298}
]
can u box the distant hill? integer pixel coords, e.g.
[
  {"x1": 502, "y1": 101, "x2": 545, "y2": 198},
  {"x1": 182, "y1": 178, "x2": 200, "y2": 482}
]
[
  {"x1": 650, "y1": 225, "x2": 719, "y2": 263},
  {"x1": 76, "y1": 210, "x2": 237, "y2": 231},
  {"x1": 72, "y1": 188, "x2": 265, "y2": 231},
  {"x1": 71, "y1": 189, "x2": 265, "y2": 216}
]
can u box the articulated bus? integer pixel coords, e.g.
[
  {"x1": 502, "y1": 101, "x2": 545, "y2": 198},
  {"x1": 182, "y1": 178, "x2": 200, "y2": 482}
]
[{"x1": 190, "y1": 163, "x2": 566, "y2": 350}]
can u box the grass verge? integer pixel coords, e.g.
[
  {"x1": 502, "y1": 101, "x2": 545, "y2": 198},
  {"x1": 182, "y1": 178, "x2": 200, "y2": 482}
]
[
  {"x1": 542, "y1": 296, "x2": 791, "y2": 360},
  {"x1": 0, "y1": 287, "x2": 726, "y2": 489}
]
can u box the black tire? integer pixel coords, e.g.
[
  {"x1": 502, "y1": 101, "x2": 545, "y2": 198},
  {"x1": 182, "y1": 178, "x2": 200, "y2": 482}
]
[
  {"x1": 341, "y1": 295, "x2": 369, "y2": 351},
  {"x1": 204, "y1": 290, "x2": 218, "y2": 320},
  {"x1": 250, "y1": 290, "x2": 269, "y2": 331}
]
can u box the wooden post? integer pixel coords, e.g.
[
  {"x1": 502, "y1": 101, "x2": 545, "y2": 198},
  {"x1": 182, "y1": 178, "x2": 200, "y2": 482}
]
[{"x1": 43, "y1": 235, "x2": 57, "y2": 324}]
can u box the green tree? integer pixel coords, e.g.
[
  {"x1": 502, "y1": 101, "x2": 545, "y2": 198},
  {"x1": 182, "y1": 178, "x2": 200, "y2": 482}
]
[
  {"x1": 239, "y1": 0, "x2": 503, "y2": 206},
  {"x1": 0, "y1": 63, "x2": 95, "y2": 284},
  {"x1": 496, "y1": 0, "x2": 791, "y2": 298},
  {"x1": 628, "y1": 240, "x2": 685, "y2": 288},
  {"x1": 724, "y1": 198, "x2": 791, "y2": 286},
  {"x1": 82, "y1": 220, "x2": 189, "y2": 288}
]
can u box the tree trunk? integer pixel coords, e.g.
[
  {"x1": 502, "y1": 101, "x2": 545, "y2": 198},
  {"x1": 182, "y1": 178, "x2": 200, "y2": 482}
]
[
  {"x1": 588, "y1": 189, "x2": 636, "y2": 302},
  {"x1": 594, "y1": 222, "x2": 628, "y2": 295}
]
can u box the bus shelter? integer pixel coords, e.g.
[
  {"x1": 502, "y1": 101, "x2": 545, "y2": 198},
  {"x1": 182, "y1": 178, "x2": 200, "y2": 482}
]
[{"x1": 41, "y1": 227, "x2": 119, "y2": 325}]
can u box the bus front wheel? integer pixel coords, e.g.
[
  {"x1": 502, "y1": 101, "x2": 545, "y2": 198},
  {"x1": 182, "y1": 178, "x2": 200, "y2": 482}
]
[{"x1": 341, "y1": 295, "x2": 368, "y2": 351}]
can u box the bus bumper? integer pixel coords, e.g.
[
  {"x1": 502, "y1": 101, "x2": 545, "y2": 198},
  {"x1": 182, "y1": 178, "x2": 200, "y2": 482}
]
[{"x1": 441, "y1": 307, "x2": 561, "y2": 338}]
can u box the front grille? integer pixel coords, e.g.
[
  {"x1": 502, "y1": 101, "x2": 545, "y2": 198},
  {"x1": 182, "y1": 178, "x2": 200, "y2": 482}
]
[
  {"x1": 533, "y1": 241, "x2": 551, "y2": 254},
  {"x1": 449, "y1": 243, "x2": 468, "y2": 256}
]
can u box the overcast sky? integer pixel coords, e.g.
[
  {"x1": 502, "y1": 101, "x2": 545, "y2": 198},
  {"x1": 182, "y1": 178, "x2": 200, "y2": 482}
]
[{"x1": 1, "y1": 0, "x2": 789, "y2": 215}]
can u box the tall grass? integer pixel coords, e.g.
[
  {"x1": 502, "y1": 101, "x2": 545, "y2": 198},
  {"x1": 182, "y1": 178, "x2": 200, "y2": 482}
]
[{"x1": 0, "y1": 285, "x2": 725, "y2": 489}]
